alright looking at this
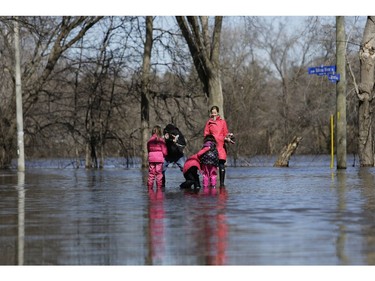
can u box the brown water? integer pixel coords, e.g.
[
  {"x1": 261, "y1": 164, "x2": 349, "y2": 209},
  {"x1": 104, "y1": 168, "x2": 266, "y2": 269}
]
[{"x1": 1, "y1": 155, "x2": 375, "y2": 265}]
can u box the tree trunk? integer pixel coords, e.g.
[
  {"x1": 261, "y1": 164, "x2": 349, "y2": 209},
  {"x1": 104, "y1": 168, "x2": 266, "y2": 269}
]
[
  {"x1": 208, "y1": 74, "x2": 224, "y2": 117},
  {"x1": 141, "y1": 16, "x2": 154, "y2": 168},
  {"x1": 99, "y1": 143, "x2": 104, "y2": 169},
  {"x1": 14, "y1": 18, "x2": 25, "y2": 172},
  {"x1": 358, "y1": 16, "x2": 375, "y2": 167},
  {"x1": 274, "y1": 136, "x2": 303, "y2": 167},
  {"x1": 176, "y1": 16, "x2": 225, "y2": 117},
  {"x1": 85, "y1": 142, "x2": 91, "y2": 168}
]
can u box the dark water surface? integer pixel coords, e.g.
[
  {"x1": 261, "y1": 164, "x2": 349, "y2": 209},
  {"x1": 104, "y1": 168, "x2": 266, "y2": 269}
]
[{"x1": 1, "y1": 156, "x2": 375, "y2": 265}]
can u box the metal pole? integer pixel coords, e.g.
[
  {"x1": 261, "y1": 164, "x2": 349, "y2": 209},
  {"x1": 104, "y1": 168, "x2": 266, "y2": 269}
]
[
  {"x1": 336, "y1": 16, "x2": 347, "y2": 169},
  {"x1": 14, "y1": 17, "x2": 25, "y2": 172}
]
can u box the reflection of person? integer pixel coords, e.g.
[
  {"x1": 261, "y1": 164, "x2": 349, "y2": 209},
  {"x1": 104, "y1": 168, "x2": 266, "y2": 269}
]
[
  {"x1": 180, "y1": 143, "x2": 211, "y2": 190},
  {"x1": 162, "y1": 124, "x2": 186, "y2": 188},
  {"x1": 201, "y1": 187, "x2": 228, "y2": 265},
  {"x1": 204, "y1": 106, "x2": 234, "y2": 187},
  {"x1": 147, "y1": 125, "x2": 168, "y2": 190},
  {"x1": 212, "y1": 187, "x2": 228, "y2": 265},
  {"x1": 200, "y1": 134, "x2": 219, "y2": 189},
  {"x1": 147, "y1": 188, "x2": 165, "y2": 264}
]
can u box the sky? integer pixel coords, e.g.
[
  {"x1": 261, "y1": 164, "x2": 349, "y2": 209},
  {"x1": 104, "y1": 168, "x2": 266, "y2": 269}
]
[{"x1": 2, "y1": 0, "x2": 373, "y2": 16}]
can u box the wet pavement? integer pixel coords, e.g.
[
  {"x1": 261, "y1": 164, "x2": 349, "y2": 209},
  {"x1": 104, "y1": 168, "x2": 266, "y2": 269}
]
[{"x1": 1, "y1": 156, "x2": 375, "y2": 265}]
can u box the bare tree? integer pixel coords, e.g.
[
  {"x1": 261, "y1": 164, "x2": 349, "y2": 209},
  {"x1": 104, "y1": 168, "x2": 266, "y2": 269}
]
[
  {"x1": 1, "y1": 16, "x2": 369, "y2": 169},
  {"x1": 140, "y1": 16, "x2": 154, "y2": 168},
  {"x1": 0, "y1": 16, "x2": 103, "y2": 168},
  {"x1": 14, "y1": 17, "x2": 25, "y2": 171},
  {"x1": 176, "y1": 16, "x2": 225, "y2": 116},
  {"x1": 33, "y1": 17, "x2": 139, "y2": 168},
  {"x1": 220, "y1": 20, "x2": 273, "y2": 163},
  {"x1": 357, "y1": 16, "x2": 375, "y2": 166}
]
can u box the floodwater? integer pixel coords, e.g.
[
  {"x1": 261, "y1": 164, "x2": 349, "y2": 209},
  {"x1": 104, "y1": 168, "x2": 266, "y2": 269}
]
[{"x1": 1, "y1": 155, "x2": 375, "y2": 265}]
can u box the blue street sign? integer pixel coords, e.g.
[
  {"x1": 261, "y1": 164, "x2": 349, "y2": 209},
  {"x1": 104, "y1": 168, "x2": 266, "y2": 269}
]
[
  {"x1": 315, "y1": 66, "x2": 326, "y2": 75},
  {"x1": 308, "y1": 67, "x2": 316, "y2": 74},
  {"x1": 323, "y1": 65, "x2": 336, "y2": 73},
  {"x1": 328, "y1": 73, "x2": 340, "y2": 82},
  {"x1": 308, "y1": 65, "x2": 339, "y2": 83},
  {"x1": 308, "y1": 65, "x2": 336, "y2": 76}
]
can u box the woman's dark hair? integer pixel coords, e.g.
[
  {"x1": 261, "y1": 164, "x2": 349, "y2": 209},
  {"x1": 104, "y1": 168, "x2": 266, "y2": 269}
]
[{"x1": 210, "y1": 105, "x2": 219, "y2": 113}]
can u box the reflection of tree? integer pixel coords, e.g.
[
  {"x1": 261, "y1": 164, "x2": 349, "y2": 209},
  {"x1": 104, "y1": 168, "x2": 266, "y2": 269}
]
[
  {"x1": 17, "y1": 172, "x2": 25, "y2": 265},
  {"x1": 358, "y1": 169, "x2": 375, "y2": 265},
  {"x1": 335, "y1": 170, "x2": 349, "y2": 264},
  {"x1": 146, "y1": 189, "x2": 165, "y2": 265},
  {"x1": 336, "y1": 169, "x2": 375, "y2": 265}
]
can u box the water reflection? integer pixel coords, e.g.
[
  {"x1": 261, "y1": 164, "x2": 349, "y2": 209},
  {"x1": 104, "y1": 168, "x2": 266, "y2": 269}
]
[
  {"x1": 335, "y1": 170, "x2": 349, "y2": 264},
  {"x1": 358, "y1": 169, "x2": 375, "y2": 265},
  {"x1": 17, "y1": 171, "x2": 25, "y2": 265},
  {"x1": 3, "y1": 161, "x2": 375, "y2": 265},
  {"x1": 184, "y1": 187, "x2": 228, "y2": 265},
  {"x1": 146, "y1": 189, "x2": 165, "y2": 265},
  {"x1": 211, "y1": 187, "x2": 228, "y2": 265}
]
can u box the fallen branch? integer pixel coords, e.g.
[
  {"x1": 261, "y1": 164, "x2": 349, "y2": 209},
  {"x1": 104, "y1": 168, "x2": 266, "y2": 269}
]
[{"x1": 274, "y1": 136, "x2": 303, "y2": 167}]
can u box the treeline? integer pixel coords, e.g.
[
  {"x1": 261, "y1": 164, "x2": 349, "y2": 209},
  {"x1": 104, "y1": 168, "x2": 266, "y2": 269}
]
[{"x1": 0, "y1": 16, "x2": 366, "y2": 168}]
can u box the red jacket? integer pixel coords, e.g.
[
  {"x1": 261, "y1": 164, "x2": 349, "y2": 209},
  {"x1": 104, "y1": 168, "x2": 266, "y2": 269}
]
[
  {"x1": 147, "y1": 134, "x2": 167, "y2": 163},
  {"x1": 204, "y1": 115, "x2": 229, "y2": 160},
  {"x1": 182, "y1": 146, "x2": 210, "y2": 174}
]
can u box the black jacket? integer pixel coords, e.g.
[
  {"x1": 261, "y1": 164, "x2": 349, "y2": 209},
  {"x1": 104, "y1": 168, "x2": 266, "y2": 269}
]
[{"x1": 163, "y1": 124, "x2": 186, "y2": 162}]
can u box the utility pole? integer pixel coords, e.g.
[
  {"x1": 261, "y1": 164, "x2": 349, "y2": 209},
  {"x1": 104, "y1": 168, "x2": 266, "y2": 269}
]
[
  {"x1": 14, "y1": 17, "x2": 25, "y2": 172},
  {"x1": 336, "y1": 16, "x2": 347, "y2": 169}
]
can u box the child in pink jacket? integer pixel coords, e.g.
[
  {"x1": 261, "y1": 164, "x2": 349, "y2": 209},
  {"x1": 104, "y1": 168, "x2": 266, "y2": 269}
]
[
  {"x1": 200, "y1": 134, "x2": 219, "y2": 189},
  {"x1": 147, "y1": 125, "x2": 168, "y2": 190},
  {"x1": 180, "y1": 139, "x2": 212, "y2": 190}
]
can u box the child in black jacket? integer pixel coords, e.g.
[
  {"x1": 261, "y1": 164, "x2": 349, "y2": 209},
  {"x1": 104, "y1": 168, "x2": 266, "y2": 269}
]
[{"x1": 162, "y1": 124, "x2": 186, "y2": 188}]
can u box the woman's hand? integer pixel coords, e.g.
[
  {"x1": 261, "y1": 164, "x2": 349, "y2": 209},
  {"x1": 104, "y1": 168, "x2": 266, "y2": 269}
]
[{"x1": 225, "y1": 133, "x2": 235, "y2": 144}]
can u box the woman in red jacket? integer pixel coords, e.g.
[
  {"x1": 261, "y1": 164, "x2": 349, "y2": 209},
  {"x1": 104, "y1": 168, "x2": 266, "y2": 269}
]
[
  {"x1": 147, "y1": 125, "x2": 168, "y2": 190},
  {"x1": 204, "y1": 106, "x2": 234, "y2": 187}
]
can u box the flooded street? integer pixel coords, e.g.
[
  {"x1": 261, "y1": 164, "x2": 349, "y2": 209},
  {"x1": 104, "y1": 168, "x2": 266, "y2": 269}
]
[{"x1": 1, "y1": 156, "x2": 375, "y2": 265}]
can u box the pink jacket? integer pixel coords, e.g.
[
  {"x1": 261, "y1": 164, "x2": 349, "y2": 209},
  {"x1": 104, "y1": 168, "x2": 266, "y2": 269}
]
[
  {"x1": 147, "y1": 134, "x2": 168, "y2": 163},
  {"x1": 204, "y1": 116, "x2": 229, "y2": 160},
  {"x1": 182, "y1": 146, "x2": 210, "y2": 174}
]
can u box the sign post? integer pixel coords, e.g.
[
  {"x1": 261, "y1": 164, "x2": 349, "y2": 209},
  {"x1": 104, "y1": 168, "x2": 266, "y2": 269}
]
[
  {"x1": 308, "y1": 64, "x2": 340, "y2": 168},
  {"x1": 336, "y1": 16, "x2": 347, "y2": 169}
]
